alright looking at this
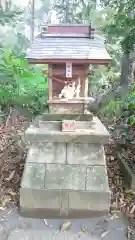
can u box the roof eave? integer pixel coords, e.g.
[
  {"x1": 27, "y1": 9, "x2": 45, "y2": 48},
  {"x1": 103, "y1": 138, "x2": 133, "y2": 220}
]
[{"x1": 27, "y1": 58, "x2": 111, "y2": 65}]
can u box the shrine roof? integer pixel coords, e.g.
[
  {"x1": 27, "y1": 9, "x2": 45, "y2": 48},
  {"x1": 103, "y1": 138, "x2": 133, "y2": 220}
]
[{"x1": 27, "y1": 27, "x2": 111, "y2": 64}]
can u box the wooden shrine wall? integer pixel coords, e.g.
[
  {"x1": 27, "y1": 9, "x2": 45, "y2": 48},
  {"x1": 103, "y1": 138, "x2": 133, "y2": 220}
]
[{"x1": 48, "y1": 64, "x2": 89, "y2": 99}]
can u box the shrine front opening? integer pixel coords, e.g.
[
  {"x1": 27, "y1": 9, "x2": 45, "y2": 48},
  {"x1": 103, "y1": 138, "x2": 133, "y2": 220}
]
[{"x1": 48, "y1": 63, "x2": 90, "y2": 113}]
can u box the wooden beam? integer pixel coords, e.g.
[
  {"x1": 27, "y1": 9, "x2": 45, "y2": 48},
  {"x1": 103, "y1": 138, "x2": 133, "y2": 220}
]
[
  {"x1": 52, "y1": 76, "x2": 64, "y2": 84},
  {"x1": 27, "y1": 58, "x2": 110, "y2": 65}
]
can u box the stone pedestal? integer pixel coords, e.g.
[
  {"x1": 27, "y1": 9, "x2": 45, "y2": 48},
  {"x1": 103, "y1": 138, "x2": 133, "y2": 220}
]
[
  {"x1": 48, "y1": 99, "x2": 90, "y2": 114},
  {"x1": 20, "y1": 114, "x2": 111, "y2": 218}
]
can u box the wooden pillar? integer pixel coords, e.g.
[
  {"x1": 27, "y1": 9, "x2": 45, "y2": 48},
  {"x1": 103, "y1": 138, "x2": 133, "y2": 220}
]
[
  {"x1": 48, "y1": 64, "x2": 52, "y2": 101},
  {"x1": 84, "y1": 76, "x2": 88, "y2": 98},
  {"x1": 80, "y1": 77, "x2": 85, "y2": 97},
  {"x1": 84, "y1": 66, "x2": 89, "y2": 98}
]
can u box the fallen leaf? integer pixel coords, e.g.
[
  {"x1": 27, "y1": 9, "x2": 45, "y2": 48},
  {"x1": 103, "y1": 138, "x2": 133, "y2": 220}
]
[
  {"x1": 43, "y1": 219, "x2": 48, "y2": 226},
  {"x1": 5, "y1": 170, "x2": 15, "y2": 181},
  {"x1": 101, "y1": 230, "x2": 110, "y2": 238},
  {"x1": 60, "y1": 221, "x2": 72, "y2": 231},
  {"x1": 110, "y1": 213, "x2": 119, "y2": 220},
  {"x1": 8, "y1": 189, "x2": 17, "y2": 196},
  {"x1": 0, "y1": 207, "x2": 5, "y2": 211},
  {"x1": 1, "y1": 196, "x2": 11, "y2": 207},
  {"x1": 80, "y1": 227, "x2": 87, "y2": 232}
]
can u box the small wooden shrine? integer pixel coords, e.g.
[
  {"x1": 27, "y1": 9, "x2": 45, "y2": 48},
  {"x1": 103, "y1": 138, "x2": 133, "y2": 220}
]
[
  {"x1": 21, "y1": 24, "x2": 111, "y2": 219},
  {"x1": 27, "y1": 24, "x2": 111, "y2": 113}
]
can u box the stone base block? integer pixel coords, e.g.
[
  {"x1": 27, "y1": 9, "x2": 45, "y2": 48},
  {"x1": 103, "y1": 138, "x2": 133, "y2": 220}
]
[
  {"x1": 20, "y1": 188, "x2": 111, "y2": 219},
  {"x1": 21, "y1": 115, "x2": 111, "y2": 219},
  {"x1": 25, "y1": 117, "x2": 110, "y2": 144},
  {"x1": 20, "y1": 141, "x2": 111, "y2": 218}
]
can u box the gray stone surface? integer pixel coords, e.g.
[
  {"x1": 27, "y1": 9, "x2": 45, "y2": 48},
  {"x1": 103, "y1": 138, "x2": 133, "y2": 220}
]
[
  {"x1": 27, "y1": 143, "x2": 105, "y2": 165},
  {"x1": 1, "y1": 204, "x2": 128, "y2": 240},
  {"x1": 45, "y1": 164, "x2": 86, "y2": 190},
  {"x1": 20, "y1": 189, "x2": 61, "y2": 212},
  {"x1": 38, "y1": 120, "x2": 94, "y2": 131},
  {"x1": 8, "y1": 230, "x2": 100, "y2": 240},
  {"x1": 68, "y1": 191, "x2": 110, "y2": 213},
  {"x1": 41, "y1": 113, "x2": 93, "y2": 121},
  {"x1": 21, "y1": 116, "x2": 111, "y2": 218},
  {"x1": 20, "y1": 151, "x2": 111, "y2": 218},
  {"x1": 86, "y1": 166, "x2": 109, "y2": 191},
  {"x1": 20, "y1": 187, "x2": 111, "y2": 218},
  {"x1": 119, "y1": 157, "x2": 135, "y2": 190},
  {"x1": 67, "y1": 144, "x2": 105, "y2": 165},
  {"x1": 25, "y1": 117, "x2": 110, "y2": 144},
  {"x1": 21, "y1": 163, "x2": 45, "y2": 189},
  {"x1": 27, "y1": 143, "x2": 66, "y2": 164}
]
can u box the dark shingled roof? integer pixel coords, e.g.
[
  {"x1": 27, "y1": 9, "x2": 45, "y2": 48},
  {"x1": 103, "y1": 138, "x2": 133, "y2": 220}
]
[{"x1": 27, "y1": 34, "x2": 111, "y2": 61}]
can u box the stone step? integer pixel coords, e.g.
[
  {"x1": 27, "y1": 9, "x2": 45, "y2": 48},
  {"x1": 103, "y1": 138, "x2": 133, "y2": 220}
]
[
  {"x1": 25, "y1": 117, "x2": 110, "y2": 144},
  {"x1": 8, "y1": 227, "x2": 128, "y2": 240},
  {"x1": 20, "y1": 188, "x2": 110, "y2": 218},
  {"x1": 8, "y1": 230, "x2": 92, "y2": 240}
]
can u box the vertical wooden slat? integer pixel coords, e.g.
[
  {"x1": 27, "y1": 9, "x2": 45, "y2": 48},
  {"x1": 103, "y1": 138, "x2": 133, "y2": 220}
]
[
  {"x1": 84, "y1": 76, "x2": 88, "y2": 98},
  {"x1": 48, "y1": 64, "x2": 52, "y2": 101},
  {"x1": 81, "y1": 77, "x2": 84, "y2": 97},
  {"x1": 84, "y1": 67, "x2": 89, "y2": 98}
]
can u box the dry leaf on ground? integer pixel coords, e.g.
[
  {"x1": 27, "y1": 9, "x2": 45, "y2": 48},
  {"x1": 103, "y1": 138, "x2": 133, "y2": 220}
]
[
  {"x1": 60, "y1": 221, "x2": 72, "y2": 231},
  {"x1": 5, "y1": 170, "x2": 15, "y2": 181}
]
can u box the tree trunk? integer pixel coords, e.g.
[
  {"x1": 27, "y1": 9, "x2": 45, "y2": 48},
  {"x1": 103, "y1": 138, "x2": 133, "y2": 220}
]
[
  {"x1": 65, "y1": 0, "x2": 69, "y2": 23},
  {"x1": 120, "y1": 53, "x2": 130, "y2": 86},
  {"x1": 31, "y1": 0, "x2": 35, "y2": 42},
  {"x1": 0, "y1": 0, "x2": 6, "y2": 9}
]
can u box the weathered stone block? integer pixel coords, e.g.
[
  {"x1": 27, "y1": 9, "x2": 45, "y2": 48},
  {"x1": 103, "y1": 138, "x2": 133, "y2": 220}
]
[
  {"x1": 20, "y1": 188, "x2": 110, "y2": 219},
  {"x1": 20, "y1": 188, "x2": 61, "y2": 213},
  {"x1": 67, "y1": 144, "x2": 105, "y2": 165},
  {"x1": 86, "y1": 166, "x2": 109, "y2": 191},
  {"x1": 49, "y1": 102, "x2": 84, "y2": 114},
  {"x1": 21, "y1": 113, "x2": 111, "y2": 218},
  {"x1": 119, "y1": 157, "x2": 135, "y2": 190},
  {"x1": 21, "y1": 163, "x2": 45, "y2": 189},
  {"x1": 45, "y1": 164, "x2": 86, "y2": 190},
  {"x1": 68, "y1": 190, "x2": 111, "y2": 213},
  {"x1": 60, "y1": 190, "x2": 69, "y2": 217},
  {"x1": 41, "y1": 113, "x2": 93, "y2": 121},
  {"x1": 27, "y1": 143, "x2": 66, "y2": 164},
  {"x1": 25, "y1": 117, "x2": 110, "y2": 144}
]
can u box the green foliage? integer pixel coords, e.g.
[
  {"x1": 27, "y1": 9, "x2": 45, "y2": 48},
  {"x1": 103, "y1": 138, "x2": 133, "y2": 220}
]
[
  {"x1": 99, "y1": 83, "x2": 135, "y2": 128},
  {"x1": 0, "y1": 6, "x2": 23, "y2": 25},
  {"x1": 54, "y1": 0, "x2": 96, "y2": 23},
  {"x1": 101, "y1": 0, "x2": 135, "y2": 53},
  {"x1": 124, "y1": 89, "x2": 135, "y2": 126},
  {"x1": 99, "y1": 100, "x2": 123, "y2": 118},
  {"x1": 0, "y1": 2, "x2": 49, "y2": 116},
  {"x1": 0, "y1": 49, "x2": 48, "y2": 115}
]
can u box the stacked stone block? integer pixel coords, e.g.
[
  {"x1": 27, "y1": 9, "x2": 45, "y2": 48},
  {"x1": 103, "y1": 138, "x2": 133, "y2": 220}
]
[{"x1": 20, "y1": 116, "x2": 111, "y2": 218}]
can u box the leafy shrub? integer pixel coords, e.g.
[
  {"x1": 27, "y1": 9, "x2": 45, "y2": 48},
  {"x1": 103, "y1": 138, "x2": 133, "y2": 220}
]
[{"x1": 0, "y1": 48, "x2": 48, "y2": 116}]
